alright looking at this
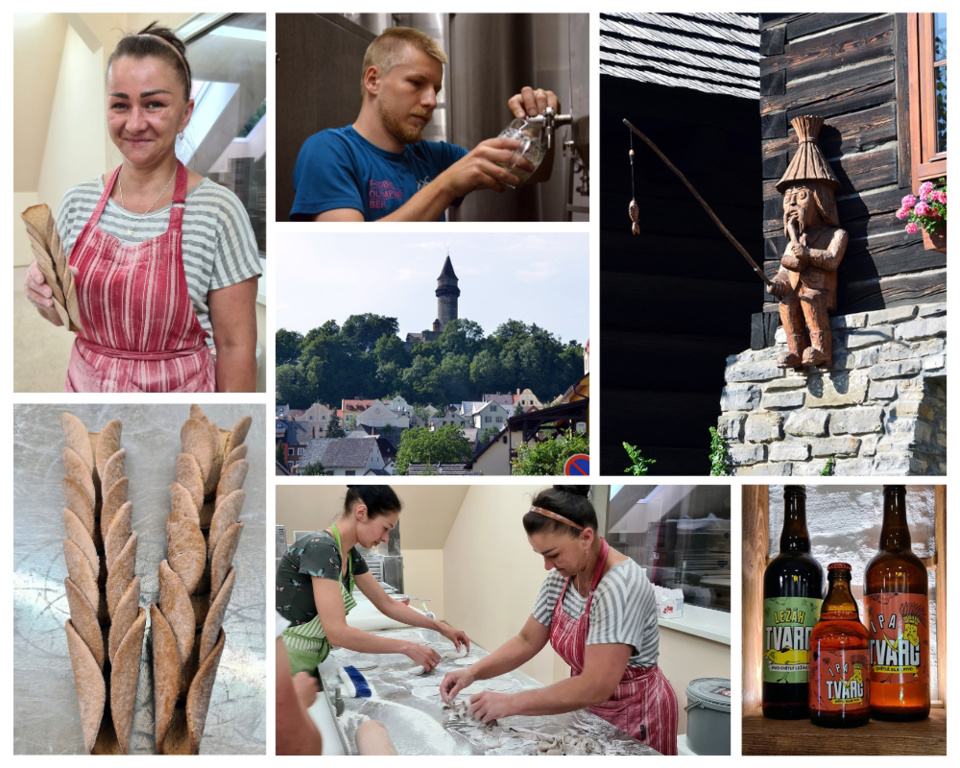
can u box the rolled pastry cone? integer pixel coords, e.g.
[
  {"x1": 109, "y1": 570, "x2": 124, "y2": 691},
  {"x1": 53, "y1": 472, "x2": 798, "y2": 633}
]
[{"x1": 60, "y1": 414, "x2": 142, "y2": 754}]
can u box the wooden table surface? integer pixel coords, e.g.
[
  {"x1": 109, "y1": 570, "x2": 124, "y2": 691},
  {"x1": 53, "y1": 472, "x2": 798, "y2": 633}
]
[{"x1": 742, "y1": 707, "x2": 946, "y2": 755}]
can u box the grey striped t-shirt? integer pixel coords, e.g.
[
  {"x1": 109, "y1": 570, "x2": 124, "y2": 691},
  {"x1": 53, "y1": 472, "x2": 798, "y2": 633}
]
[
  {"x1": 56, "y1": 176, "x2": 262, "y2": 351},
  {"x1": 532, "y1": 558, "x2": 659, "y2": 667}
]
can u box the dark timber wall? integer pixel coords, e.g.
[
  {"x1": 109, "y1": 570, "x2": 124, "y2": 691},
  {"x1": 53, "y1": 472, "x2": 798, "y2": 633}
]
[
  {"x1": 759, "y1": 13, "x2": 946, "y2": 323},
  {"x1": 600, "y1": 75, "x2": 762, "y2": 475}
]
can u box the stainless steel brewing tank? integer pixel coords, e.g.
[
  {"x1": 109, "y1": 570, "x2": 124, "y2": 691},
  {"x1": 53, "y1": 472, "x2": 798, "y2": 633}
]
[{"x1": 447, "y1": 14, "x2": 589, "y2": 222}]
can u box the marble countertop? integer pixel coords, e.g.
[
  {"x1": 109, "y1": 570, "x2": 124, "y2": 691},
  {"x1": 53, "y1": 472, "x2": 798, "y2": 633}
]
[{"x1": 320, "y1": 626, "x2": 658, "y2": 756}]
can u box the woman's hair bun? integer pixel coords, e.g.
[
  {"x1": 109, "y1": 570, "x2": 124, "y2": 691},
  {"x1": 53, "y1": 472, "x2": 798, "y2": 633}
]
[{"x1": 554, "y1": 485, "x2": 590, "y2": 498}]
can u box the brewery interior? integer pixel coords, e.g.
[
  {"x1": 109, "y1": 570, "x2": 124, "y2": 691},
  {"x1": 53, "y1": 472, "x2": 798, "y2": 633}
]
[
  {"x1": 276, "y1": 13, "x2": 590, "y2": 222},
  {"x1": 276, "y1": 483, "x2": 731, "y2": 756}
]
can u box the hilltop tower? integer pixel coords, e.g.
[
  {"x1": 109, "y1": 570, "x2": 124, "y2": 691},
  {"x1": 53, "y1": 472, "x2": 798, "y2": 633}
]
[{"x1": 436, "y1": 254, "x2": 460, "y2": 329}]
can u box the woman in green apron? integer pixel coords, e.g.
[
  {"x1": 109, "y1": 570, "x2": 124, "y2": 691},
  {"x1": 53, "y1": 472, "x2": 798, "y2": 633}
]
[{"x1": 277, "y1": 485, "x2": 469, "y2": 675}]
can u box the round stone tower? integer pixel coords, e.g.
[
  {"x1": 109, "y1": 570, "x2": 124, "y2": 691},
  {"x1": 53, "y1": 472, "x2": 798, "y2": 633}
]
[{"x1": 436, "y1": 254, "x2": 460, "y2": 329}]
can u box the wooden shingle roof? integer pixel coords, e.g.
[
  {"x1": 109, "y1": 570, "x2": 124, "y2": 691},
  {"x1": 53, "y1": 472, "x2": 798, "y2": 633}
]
[{"x1": 600, "y1": 12, "x2": 760, "y2": 99}]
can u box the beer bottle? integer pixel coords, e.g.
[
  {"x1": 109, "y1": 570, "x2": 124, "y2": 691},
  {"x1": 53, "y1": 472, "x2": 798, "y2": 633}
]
[
  {"x1": 809, "y1": 563, "x2": 870, "y2": 727},
  {"x1": 864, "y1": 485, "x2": 930, "y2": 720},
  {"x1": 762, "y1": 485, "x2": 823, "y2": 719}
]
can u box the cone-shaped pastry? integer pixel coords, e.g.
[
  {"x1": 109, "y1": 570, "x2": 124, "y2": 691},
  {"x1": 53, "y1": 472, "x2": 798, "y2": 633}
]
[
  {"x1": 776, "y1": 115, "x2": 841, "y2": 193},
  {"x1": 60, "y1": 414, "x2": 142, "y2": 753},
  {"x1": 153, "y1": 405, "x2": 251, "y2": 754}
]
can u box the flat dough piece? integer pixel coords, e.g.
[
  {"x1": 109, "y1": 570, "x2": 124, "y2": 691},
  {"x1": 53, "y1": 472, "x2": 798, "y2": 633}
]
[
  {"x1": 166, "y1": 514, "x2": 206, "y2": 596},
  {"x1": 174, "y1": 454, "x2": 205, "y2": 513},
  {"x1": 199, "y1": 567, "x2": 236, "y2": 662},
  {"x1": 210, "y1": 522, "x2": 243, "y2": 595},
  {"x1": 104, "y1": 533, "x2": 136, "y2": 617},
  {"x1": 209, "y1": 489, "x2": 245, "y2": 555},
  {"x1": 110, "y1": 608, "x2": 146, "y2": 754},
  {"x1": 94, "y1": 419, "x2": 123, "y2": 481},
  {"x1": 159, "y1": 560, "x2": 195, "y2": 663},
  {"x1": 170, "y1": 481, "x2": 200, "y2": 524},
  {"x1": 62, "y1": 447, "x2": 95, "y2": 507},
  {"x1": 60, "y1": 413, "x2": 93, "y2": 471},
  {"x1": 181, "y1": 419, "x2": 217, "y2": 491},
  {"x1": 104, "y1": 501, "x2": 133, "y2": 570},
  {"x1": 63, "y1": 537, "x2": 98, "y2": 609},
  {"x1": 63, "y1": 508, "x2": 99, "y2": 577},
  {"x1": 65, "y1": 619, "x2": 106, "y2": 753},
  {"x1": 63, "y1": 478, "x2": 95, "y2": 537},
  {"x1": 224, "y1": 416, "x2": 252, "y2": 456},
  {"x1": 65, "y1": 577, "x2": 104, "y2": 670},
  {"x1": 216, "y1": 459, "x2": 248, "y2": 500},
  {"x1": 186, "y1": 628, "x2": 226, "y2": 754},
  {"x1": 101, "y1": 449, "x2": 126, "y2": 498},
  {"x1": 108, "y1": 576, "x2": 141, "y2": 662},
  {"x1": 151, "y1": 605, "x2": 181, "y2": 752},
  {"x1": 101, "y1": 478, "x2": 129, "y2": 538}
]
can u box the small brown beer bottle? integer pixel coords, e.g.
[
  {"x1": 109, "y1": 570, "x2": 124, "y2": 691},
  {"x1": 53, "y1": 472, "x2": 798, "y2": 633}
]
[
  {"x1": 762, "y1": 486, "x2": 823, "y2": 719},
  {"x1": 864, "y1": 485, "x2": 930, "y2": 720},
  {"x1": 809, "y1": 563, "x2": 871, "y2": 727}
]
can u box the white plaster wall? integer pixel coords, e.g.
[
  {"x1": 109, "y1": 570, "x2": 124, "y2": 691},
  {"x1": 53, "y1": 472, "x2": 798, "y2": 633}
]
[
  {"x1": 402, "y1": 549, "x2": 445, "y2": 620},
  {"x1": 443, "y1": 484, "x2": 559, "y2": 686},
  {"x1": 767, "y1": 484, "x2": 939, "y2": 699}
]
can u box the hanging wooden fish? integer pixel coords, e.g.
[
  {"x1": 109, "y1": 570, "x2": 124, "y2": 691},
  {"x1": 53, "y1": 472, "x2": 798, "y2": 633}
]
[{"x1": 629, "y1": 198, "x2": 640, "y2": 235}]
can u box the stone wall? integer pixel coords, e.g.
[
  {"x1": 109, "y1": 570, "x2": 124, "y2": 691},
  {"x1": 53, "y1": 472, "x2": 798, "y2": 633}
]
[{"x1": 719, "y1": 303, "x2": 946, "y2": 475}]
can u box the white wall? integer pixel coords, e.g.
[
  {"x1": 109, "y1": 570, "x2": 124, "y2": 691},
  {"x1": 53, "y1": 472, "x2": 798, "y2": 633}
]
[
  {"x1": 402, "y1": 549, "x2": 445, "y2": 620},
  {"x1": 443, "y1": 484, "x2": 560, "y2": 686}
]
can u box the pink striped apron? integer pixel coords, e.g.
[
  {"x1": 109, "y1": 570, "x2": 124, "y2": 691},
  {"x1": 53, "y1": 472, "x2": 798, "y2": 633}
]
[
  {"x1": 551, "y1": 538, "x2": 679, "y2": 755},
  {"x1": 64, "y1": 162, "x2": 215, "y2": 392}
]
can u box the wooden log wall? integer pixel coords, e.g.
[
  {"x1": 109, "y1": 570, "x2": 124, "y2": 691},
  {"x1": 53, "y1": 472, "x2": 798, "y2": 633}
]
[{"x1": 759, "y1": 13, "x2": 946, "y2": 319}]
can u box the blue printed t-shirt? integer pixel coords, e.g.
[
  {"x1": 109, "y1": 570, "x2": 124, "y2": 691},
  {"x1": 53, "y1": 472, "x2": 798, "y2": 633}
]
[{"x1": 290, "y1": 125, "x2": 468, "y2": 221}]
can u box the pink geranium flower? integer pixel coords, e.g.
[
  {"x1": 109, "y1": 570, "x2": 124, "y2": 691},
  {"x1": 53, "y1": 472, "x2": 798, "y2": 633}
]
[
  {"x1": 905, "y1": 222, "x2": 919, "y2": 234},
  {"x1": 918, "y1": 181, "x2": 935, "y2": 201},
  {"x1": 914, "y1": 201, "x2": 931, "y2": 217},
  {"x1": 902, "y1": 194, "x2": 917, "y2": 208},
  {"x1": 896, "y1": 207, "x2": 910, "y2": 220}
]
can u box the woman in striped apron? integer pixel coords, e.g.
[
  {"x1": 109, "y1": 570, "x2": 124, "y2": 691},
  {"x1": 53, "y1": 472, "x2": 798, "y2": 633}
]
[
  {"x1": 23, "y1": 22, "x2": 260, "y2": 392},
  {"x1": 440, "y1": 486, "x2": 679, "y2": 755},
  {"x1": 277, "y1": 486, "x2": 470, "y2": 676}
]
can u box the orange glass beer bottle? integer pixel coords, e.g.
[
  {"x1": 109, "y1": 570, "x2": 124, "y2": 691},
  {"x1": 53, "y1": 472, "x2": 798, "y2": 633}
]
[
  {"x1": 864, "y1": 485, "x2": 930, "y2": 720},
  {"x1": 762, "y1": 486, "x2": 823, "y2": 719},
  {"x1": 809, "y1": 563, "x2": 870, "y2": 727}
]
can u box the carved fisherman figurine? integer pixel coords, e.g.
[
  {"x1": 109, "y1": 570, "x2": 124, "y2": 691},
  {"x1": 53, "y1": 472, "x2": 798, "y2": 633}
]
[{"x1": 767, "y1": 115, "x2": 848, "y2": 369}]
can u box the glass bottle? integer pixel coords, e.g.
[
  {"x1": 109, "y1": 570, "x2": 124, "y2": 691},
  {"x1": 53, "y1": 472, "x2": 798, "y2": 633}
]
[
  {"x1": 809, "y1": 563, "x2": 871, "y2": 727},
  {"x1": 864, "y1": 485, "x2": 931, "y2": 720},
  {"x1": 762, "y1": 485, "x2": 824, "y2": 719}
]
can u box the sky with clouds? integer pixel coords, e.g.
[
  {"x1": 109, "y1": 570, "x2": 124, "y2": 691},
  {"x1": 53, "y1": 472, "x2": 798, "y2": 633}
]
[{"x1": 274, "y1": 232, "x2": 589, "y2": 344}]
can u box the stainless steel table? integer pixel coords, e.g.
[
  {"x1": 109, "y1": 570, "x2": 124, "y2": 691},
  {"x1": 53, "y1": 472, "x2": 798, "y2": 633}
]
[
  {"x1": 13, "y1": 404, "x2": 266, "y2": 755},
  {"x1": 320, "y1": 627, "x2": 659, "y2": 755}
]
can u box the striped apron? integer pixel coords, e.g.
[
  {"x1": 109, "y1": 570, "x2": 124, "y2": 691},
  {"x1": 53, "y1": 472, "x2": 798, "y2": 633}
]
[
  {"x1": 551, "y1": 538, "x2": 679, "y2": 755},
  {"x1": 282, "y1": 525, "x2": 357, "y2": 676},
  {"x1": 64, "y1": 161, "x2": 216, "y2": 392}
]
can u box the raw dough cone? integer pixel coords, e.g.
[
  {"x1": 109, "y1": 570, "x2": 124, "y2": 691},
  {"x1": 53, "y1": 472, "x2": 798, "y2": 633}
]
[
  {"x1": 22, "y1": 203, "x2": 82, "y2": 330},
  {"x1": 153, "y1": 405, "x2": 252, "y2": 754},
  {"x1": 60, "y1": 413, "x2": 142, "y2": 754}
]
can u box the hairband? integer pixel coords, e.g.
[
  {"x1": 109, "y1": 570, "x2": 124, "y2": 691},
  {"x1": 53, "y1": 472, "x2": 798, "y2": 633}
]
[
  {"x1": 529, "y1": 506, "x2": 584, "y2": 531},
  {"x1": 140, "y1": 33, "x2": 190, "y2": 80}
]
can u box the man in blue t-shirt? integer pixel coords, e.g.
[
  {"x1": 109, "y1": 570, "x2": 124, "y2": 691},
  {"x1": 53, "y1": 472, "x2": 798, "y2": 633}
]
[{"x1": 290, "y1": 27, "x2": 558, "y2": 222}]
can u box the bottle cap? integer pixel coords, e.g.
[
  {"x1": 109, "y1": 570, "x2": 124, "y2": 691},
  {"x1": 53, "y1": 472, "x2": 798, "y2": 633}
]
[{"x1": 827, "y1": 562, "x2": 851, "y2": 570}]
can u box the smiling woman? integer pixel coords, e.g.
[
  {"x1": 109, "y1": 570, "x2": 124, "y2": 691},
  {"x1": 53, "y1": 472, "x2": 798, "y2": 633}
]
[{"x1": 22, "y1": 21, "x2": 261, "y2": 393}]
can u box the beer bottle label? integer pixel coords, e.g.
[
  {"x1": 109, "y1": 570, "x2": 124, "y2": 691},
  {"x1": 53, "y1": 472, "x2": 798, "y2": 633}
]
[
  {"x1": 809, "y1": 648, "x2": 870, "y2": 713},
  {"x1": 763, "y1": 596, "x2": 822, "y2": 684},
  {"x1": 864, "y1": 592, "x2": 929, "y2": 684}
]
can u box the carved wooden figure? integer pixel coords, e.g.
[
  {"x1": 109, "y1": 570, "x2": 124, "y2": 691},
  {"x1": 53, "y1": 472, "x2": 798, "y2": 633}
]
[{"x1": 767, "y1": 116, "x2": 848, "y2": 370}]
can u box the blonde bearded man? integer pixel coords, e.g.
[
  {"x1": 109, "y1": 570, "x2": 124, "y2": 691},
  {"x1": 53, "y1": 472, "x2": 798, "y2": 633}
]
[{"x1": 290, "y1": 27, "x2": 557, "y2": 222}]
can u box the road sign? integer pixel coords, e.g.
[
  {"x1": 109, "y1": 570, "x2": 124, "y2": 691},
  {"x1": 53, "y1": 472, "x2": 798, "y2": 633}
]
[{"x1": 564, "y1": 453, "x2": 590, "y2": 476}]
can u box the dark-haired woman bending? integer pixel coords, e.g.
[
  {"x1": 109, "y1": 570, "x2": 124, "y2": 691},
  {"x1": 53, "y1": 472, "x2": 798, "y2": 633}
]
[
  {"x1": 440, "y1": 486, "x2": 678, "y2": 755},
  {"x1": 277, "y1": 486, "x2": 469, "y2": 675}
]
